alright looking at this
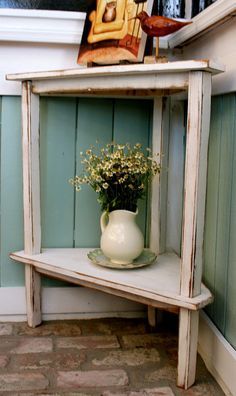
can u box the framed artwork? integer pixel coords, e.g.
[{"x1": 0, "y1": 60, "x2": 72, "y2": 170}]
[{"x1": 78, "y1": 0, "x2": 154, "y2": 65}]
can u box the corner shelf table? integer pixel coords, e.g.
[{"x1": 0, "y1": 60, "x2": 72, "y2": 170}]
[{"x1": 7, "y1": 60, "x2": 224, "y2": 389}]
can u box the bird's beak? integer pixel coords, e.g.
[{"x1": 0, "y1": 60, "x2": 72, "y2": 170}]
[{"x1": 128, "y1": 16, "x2": 137, "y2": 21}]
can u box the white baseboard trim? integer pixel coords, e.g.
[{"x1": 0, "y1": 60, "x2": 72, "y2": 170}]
[
  {"x1": 198, "y1": 311, "x2": 236, "y2": 396},
  {"x1": 0, "y1": 287, "x2": 145, "y2": 322}
]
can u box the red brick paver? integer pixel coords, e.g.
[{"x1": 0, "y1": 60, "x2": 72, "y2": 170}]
[
  {"x1": 57, "y1": 369, "x2": 129, "y2": 388},
  {"x1": 92, "y1": 348, "x2": 160, "y2": 366},
  {"x1": 103, "y1": 388, "x2": 175, "y2": 396},
  {"x1": 0, "y1": 355, "x2": 9, "y2": 369},
  {"x1": 0, "y1": 317, "x2": 225, "y2": 395},
  {"x1": 9, "y1": 337, "x2": 53, "y2": 354},
  {"x1": 0, "y1": 324, "x2": 13, "y2": 336},
  {"x1": 56, "y1": 335, "x2": 120, "y2": 350},
  {"x1": 0, "y1": 372, "x2": 48, "y2": 392}
]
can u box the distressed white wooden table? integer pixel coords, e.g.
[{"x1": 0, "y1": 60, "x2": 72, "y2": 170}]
[{"x1": 7, "y1": 60, "x2": 224, "y2": 389}]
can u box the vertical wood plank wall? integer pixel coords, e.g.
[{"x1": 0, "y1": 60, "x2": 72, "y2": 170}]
[
  {"x1": 0, "y1": 97, "x2": 24, "y2": 286},
  {"x1": 0, "y1": 94, "x2": 235, "y2": 351},
  {"x1": 204, "y1": 93, "x2": 236, "y2": 350},
  {"x1": 0, "y1": 96, "x2": 152, "y2": 287},
  {"x1": 40, "y1": 97, "x2": 151, "y2": 253}
]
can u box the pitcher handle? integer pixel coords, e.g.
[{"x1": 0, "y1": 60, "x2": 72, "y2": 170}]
[{"x1": 100, "y1": 211, "x2": 108, "y2": 233}]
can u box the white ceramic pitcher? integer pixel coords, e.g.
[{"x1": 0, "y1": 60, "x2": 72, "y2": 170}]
[{"x1": 100, "y1": 209, "x2": 144, "y2": 264}]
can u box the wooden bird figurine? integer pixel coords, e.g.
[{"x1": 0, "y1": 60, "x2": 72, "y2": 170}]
[{"x1": 136, "y1": 11, "x2": 192, "y2": 59}]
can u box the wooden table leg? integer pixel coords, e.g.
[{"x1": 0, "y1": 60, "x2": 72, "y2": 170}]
[
  {"x1": 177, "y1": 72, "x2": 212, "y2": 389},
  {"x1": 25, "y1": 264, "x2": 42, "y2": 327},
  {"x1": 177, "y1": 308, "x2": 199, "y2": 389},
  {"x1": 148, "y1": 306, "x2": 156, "y2": 327}
]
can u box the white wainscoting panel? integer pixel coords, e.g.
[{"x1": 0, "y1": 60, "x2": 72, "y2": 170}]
[
  {"x1": 198, "y1": 311, "x2": 236, "y2": 396},
  {"x1": 0, "y1": 287, "x2": 145, "y2": 322}
]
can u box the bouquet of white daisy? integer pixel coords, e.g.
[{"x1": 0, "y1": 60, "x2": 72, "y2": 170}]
[{"x1": 70, "y1": 142, "x2": 160, "y2": 213}]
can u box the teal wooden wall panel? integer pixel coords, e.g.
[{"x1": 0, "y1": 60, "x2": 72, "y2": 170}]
[
  {"x1": 40, "y1": 97, "x2": 77, "y2": 287},
  {"x1": 40, "y1": 97, "x2": 77, "y2": 248},
  {"x1": 0, "y1": 97, "x2": 152, "y2": 288},
  {"x1": 74, "y1": 99, "x2": 113, "y2": 248},
  {"x1": 204, "y1": 93, "x2": 236, "y2": 349},
  {"x1": 213, "y1": 95, "x2": 235, "y2": 331},
  {"x1": 0, "y1": 97, "x2": 24, "y2": 286},
  {"x1": 224, "y1": 94, "x2": 236, "y2": 347},
  {"x1": 204, "y1": 97, "x2": 222, "y2": 318},
  {"x1": 113, "y1": 99, "x2": 152, "y2": 241},
  {"x1": 74, "y1": 98, "x2": 152, "y2": 248}
]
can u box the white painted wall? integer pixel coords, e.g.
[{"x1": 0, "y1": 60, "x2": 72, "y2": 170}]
[
  {"x1": 199, "y1": 312, "x2": 236, "y2": 396},
  {"x1": 0, "y1": 10, "x2": 86, "y2": 95},
  {"x1": 0, "y1": 42, "x2": 82, "y2": 95},
  {"x1": 181, "y1": 17, "x2": 236, "y2": 95},
  {"x1": 0, "y1": 287, "x2": 144, "y2": 322},
  {"x1": 167, "y1": 0, "x2": 236, "y2": 95}
]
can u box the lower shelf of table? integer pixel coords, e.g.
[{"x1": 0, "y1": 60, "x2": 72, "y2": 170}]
[{"x1": 10, "y1": 248, "x2": 213, "y2": 311}]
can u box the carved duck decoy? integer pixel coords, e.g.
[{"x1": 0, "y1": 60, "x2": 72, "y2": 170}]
[
  {"x1": 136, "y1": 11, "x2": 191, "y2": 37},
  {"x1": 136, "y1": 11, "x2": 192, "y2": 58}
]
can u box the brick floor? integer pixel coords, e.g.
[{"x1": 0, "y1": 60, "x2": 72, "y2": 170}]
[{"x1": 0, "y1": 317, "x2": 225, "y2": 395}]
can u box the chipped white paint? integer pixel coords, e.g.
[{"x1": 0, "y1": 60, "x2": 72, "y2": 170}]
[
  {"x1": 0, "y1": 6, "x2": 234, "y2": 392},
  {"x1": 6, "y1": 60, "x2": 223, "y2": 81},
  {"x1": 150, "y1": 97, "x2": 163, "y2": 255},
  {"x1": 147, "y1": 306, "x2": 156, "y2": 327},
  {"x1": 22, "y1": 82, "x2": 42, "y2": 328},
  {"x1": 10, "y1": 249, "x2": 212, "y2": 311},
  {"x1": 10, "y1": 61, "x2": 222, "y2": 389},
  {"x1": 21, "y1": 82, "x2": 41, "y2": 255},
  {"x1": 178, "y1": 309, "x2": 199, "y2": 388},
  {"x1": 180, "y1": 71, "x2": 212, "y2": 298},
  {"x1": 177, "y1": 71, "x2": 212, "y2": 388},
  {"x1": 25, "y1": 264, "x2": 41, "y2": 327},
  {"x1": 149, "y1": 97, "x2": 170, "y2": 256}
]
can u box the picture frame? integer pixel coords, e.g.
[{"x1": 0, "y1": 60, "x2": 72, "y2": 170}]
[{"x1": 77, "y1": 0, "x2": 154, "y2": 65}]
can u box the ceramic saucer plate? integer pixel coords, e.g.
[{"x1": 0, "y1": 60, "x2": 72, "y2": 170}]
[{"x1": 87, "y1": 248, "x2": 157, "y2": 269}]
